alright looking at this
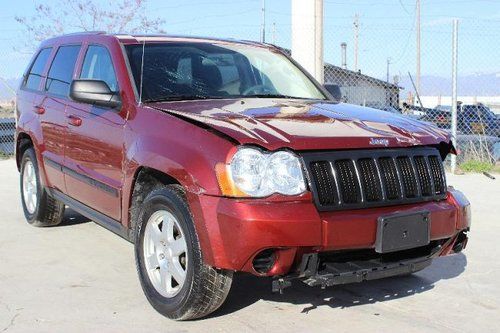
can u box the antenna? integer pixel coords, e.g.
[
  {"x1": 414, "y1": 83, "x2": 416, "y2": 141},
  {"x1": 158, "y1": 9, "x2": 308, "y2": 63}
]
[
  {"x1": 261, "y1": 0, "x2": 266, "y2": 43},
  {"x1": 138, "y1": 39, "x2": 146, "y2": 105}
]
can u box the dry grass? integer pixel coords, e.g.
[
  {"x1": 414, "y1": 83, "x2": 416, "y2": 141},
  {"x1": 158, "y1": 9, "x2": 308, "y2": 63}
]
[{"x1": 460, "y1": 160, "x2": 494, "y2": 173}]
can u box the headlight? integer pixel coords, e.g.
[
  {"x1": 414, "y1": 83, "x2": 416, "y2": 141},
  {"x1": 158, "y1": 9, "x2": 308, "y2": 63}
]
[{"x1": 216, "y1": 147, "x2": 307, "y2": 197}]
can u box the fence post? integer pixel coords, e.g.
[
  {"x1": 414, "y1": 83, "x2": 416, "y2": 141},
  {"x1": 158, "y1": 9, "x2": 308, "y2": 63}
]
[{"x1": 450, "y1": 19, "x2": 459, "y2": 174}]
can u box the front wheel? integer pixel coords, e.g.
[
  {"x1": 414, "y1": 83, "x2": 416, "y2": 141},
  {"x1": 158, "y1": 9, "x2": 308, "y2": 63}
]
[{"x1": 135, "y1": 185, "x2": 233, "y2": 320}]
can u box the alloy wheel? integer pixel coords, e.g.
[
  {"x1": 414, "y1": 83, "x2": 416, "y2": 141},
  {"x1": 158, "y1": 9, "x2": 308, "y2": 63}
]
[{"x1": 143, "y1": 210, "x2": 188, "y2": 298}]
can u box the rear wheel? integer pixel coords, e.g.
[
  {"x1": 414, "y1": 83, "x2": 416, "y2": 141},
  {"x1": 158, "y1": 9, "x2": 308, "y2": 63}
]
[
  {"x1": 135, "y1": 185, "x2": 233, "y2": 320},
  {"x1": 20, "y1": 148, "x2": 65, "y2": 227}
]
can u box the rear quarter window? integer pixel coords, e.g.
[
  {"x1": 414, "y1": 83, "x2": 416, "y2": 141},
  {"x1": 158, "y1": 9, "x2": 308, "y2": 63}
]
[
  {"x1": 24, "y1": 48, "x2": 52, "y2": 91},
  {"x1": 45, "y1": 45, "x2": 81, "y2": 97}
]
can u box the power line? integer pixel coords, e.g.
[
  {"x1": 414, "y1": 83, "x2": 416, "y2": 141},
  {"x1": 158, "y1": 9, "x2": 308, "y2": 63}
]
[
  {"x1": 161, "y1": 9, "x2": 257, "y2": 27},
  {"x1": 398, "y1": 0, "x2": 411, "y2": 15},
  {"x1": 392, "y1": 4, "x2": 417, "y2": 65},
  {"x1": 154, "y1": 0, "x2": 258, "y2": 10}
]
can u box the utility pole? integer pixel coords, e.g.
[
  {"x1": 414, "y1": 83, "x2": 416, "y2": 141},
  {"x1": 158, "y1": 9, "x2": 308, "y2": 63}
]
[
  {"x1": 416, "y1": 0, "x2": 421, "y2": 97},
  {"x1": 341, "y1": 42, "x2": 347, "y2": 70},
  {"x1": 314, "y1": 0, "x2": 324, "y2": 83},
  {"x1": 386, "y1": 58, "x2": 392, "y2": 83},
  {"x1": 291, "y1": 0, "x2": 323, "y2": 83},
  {"x1": 261, "y1": 0, "x2": 266, "y2": 43},
  {"x1": 353, "y1": 14, "x2": 359, "y2": 72},
  {"x1": 450, "y1": 19, "x2": 459, "y2": 174}
]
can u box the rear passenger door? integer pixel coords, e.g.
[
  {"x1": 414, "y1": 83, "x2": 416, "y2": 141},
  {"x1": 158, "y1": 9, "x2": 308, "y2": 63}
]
[
  {"x1": 64, "y1": 44, "x2": 125, "y2": 221},
  {"x1": 38, "y1": 45, "x2": 81, "y2": 192}
]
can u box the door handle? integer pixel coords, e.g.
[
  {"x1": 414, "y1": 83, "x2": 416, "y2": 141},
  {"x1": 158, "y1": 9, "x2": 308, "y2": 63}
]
[
  {"x1": 33, "y1": 105, "x2": 45, "y2": 115},
  {"x1": 67, "y1": 115, "x2": 82, "y2": 127}
]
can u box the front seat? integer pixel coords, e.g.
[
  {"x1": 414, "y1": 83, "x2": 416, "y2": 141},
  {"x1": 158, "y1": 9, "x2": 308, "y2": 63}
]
[{"x1": 192, "y1": 60, "x2": 223, "y2": 96}]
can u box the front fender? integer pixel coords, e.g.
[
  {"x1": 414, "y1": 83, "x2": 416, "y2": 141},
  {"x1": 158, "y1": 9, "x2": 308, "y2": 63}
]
[{"x1": 121, "y1": 111, "x2": 236, "y2": 265}]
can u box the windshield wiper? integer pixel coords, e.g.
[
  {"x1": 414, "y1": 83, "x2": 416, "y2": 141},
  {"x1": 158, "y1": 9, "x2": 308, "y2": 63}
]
[{"x1": 144, "y1": 95, "x2": 225, "y2": 103}]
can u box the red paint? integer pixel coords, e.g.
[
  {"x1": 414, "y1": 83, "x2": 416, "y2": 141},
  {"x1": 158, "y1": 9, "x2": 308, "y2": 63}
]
[{"x1": 16, "y1": 33, "x2": 469, "y2": 277}]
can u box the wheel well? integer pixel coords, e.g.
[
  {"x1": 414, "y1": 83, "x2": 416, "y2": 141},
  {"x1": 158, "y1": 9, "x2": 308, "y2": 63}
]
[
  {"x1": 16, "y1": 133, "x2": 34, "y2": 170},
  {"x1": 128, "y1": 167, "x2": 182, "y2": 242}
]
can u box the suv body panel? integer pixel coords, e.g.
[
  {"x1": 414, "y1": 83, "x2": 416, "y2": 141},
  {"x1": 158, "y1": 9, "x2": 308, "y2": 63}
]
[
  {"x1": 194, "y1": 189, "x2": 469, "y2": 273},
  {"x1": 148, "y1": 99, "x2": 451, "y2": 151},
  {"x1": 16, "y1": 33, "x2": 469, "y2": 276}
]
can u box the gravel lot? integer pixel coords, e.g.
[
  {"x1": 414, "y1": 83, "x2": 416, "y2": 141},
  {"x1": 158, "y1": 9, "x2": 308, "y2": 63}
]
[{"x1": 0, "y1": 158, "x2": 499, "y2": 333}]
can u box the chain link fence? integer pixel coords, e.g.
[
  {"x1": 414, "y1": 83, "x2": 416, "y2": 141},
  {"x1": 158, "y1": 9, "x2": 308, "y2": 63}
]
[
  {"x1": 0, "y1": 77, "x2": 16, "y2": 157},
  {"x1": 0, "y1": 36, "x2": 18, "y2": 156},
  {"x1": 188, "y1": 19, "x2": 499, "y2": 170},
  {"x1": 0, "y1": 17, "x2": 499, "y2": 169},
  {"x1": 323, "y1": 19, "x2": 499, "y2": 170}
]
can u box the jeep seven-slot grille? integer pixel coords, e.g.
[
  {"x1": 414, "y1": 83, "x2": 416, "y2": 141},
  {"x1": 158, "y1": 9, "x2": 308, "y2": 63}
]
[{"x1": 304, "y1": 148, "x2": 447, "y2": 211}]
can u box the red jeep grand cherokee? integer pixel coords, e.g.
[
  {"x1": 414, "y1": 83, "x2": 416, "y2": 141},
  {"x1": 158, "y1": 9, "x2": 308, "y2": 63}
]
[{"x1": 16, "y1": 32, "x2": 470, "y2": 320}]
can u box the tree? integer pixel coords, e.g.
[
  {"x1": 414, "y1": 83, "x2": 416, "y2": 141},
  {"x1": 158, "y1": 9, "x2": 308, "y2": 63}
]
[{"x1": 16, "y1": 0, "x2": 165, "y2": 49}]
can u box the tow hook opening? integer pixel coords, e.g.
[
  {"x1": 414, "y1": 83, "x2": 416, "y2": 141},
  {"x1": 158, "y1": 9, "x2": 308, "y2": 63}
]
[
  {"x1": 252, "y1": 248, "x2": 277, "y2": 274},
  {"x1": 453, "y1": 230, "x2": 469, "y2": 253}
]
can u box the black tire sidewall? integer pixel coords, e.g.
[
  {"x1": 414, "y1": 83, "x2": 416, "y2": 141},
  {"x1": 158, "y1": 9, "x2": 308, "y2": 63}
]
[
  {"x1": 135, "y1": 187, "x2": 200, "y2": 318},
  {"x1": 20, "y1": 148, "x2": 42, "y2": 223}
]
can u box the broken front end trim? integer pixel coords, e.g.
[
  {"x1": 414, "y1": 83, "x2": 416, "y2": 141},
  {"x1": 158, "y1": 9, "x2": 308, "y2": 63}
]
[{"x1": 272, "y1": 232, "x2": 468, "y2": 294}]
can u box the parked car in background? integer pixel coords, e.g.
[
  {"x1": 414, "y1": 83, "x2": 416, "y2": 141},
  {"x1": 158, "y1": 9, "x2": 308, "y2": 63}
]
[
  {"x1": 411, "y1": 105, "x2": 452, "y2": 129},
  {"x1": 435, "y1": 105, "x2": 453, "y2": 113},
  {"x1": 458, "y1": 104, "x2": 500, "y2": 137},
  {"x1": 430, "y1": 106, "x2": 453, "y2": 129},
  {"x1": 401, "y1": 102, "x2": 428, "y2": 117},
  {"x1": 16, "y1": 32, "x2": 471, "y2": 320}
]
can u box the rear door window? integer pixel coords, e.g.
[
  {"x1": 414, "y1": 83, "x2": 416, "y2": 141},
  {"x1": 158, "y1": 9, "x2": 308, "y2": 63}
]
[
  {"x1": 80, "y1": 45, "x2": 118, "y2": 91},
  {"x1": 45, "y1": 45, "x2": 81, "y2": 97},
  {"x1": 24, "y1": 48, "x2": 52, "y2": 91}
]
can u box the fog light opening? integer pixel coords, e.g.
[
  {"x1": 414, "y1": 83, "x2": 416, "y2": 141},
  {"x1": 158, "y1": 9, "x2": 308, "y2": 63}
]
[
  {"x1": 453, "y1": 230, "x2": 468, "y2": 253},
  {"x1": 252, "y1": 249, "x2": 277, "y2": 274}
]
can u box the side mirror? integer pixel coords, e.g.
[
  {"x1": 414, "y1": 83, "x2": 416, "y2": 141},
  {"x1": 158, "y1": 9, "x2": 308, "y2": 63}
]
[
  {"x1": 70, "y1": 79, "x2": 121, "y2": 108},
  {"x1": 323, "y1": 84, "x2": 342, "y2": 101}
]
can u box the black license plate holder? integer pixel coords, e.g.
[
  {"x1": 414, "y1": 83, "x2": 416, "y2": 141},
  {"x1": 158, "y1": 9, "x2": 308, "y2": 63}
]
[{"x1": 376, "y1": 211, "x2": 430, "y2": 253}]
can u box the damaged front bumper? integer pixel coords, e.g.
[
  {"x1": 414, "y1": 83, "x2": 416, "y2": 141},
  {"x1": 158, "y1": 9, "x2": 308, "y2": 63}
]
[{"x1": 272, "y1": 230, "x2": 469, "y2": 293}]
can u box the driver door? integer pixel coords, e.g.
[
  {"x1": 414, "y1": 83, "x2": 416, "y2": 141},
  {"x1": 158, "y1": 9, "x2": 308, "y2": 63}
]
[{"x1": 64, "y1": 44, "x2": 125, "y2": 220}]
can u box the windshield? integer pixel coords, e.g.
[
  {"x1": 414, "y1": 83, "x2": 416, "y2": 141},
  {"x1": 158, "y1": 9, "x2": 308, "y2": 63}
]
[{"x1": 125, "y1": 42, "x2": 326, "y2": 102}]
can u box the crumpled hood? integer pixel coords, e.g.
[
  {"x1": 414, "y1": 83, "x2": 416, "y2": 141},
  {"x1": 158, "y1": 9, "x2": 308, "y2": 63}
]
[{"x1": 149, "y1": 99, "x2": 451, "y2": 151}]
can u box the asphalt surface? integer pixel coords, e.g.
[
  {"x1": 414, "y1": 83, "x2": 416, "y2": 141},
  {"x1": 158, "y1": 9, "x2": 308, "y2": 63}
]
[{"x1": 0, "y1": 158, "x2": 499, "y2": 332}]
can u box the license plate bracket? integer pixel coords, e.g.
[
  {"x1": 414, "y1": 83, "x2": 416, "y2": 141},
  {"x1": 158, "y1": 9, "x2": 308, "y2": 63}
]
[{"x1": 375, "y1": 211, "x2": 430, "y2": 253}]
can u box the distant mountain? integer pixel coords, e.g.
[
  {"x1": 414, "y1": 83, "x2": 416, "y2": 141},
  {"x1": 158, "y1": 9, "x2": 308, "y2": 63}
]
[{"x1": 399, "y1": 72, "x2": 500, "y2": 96}]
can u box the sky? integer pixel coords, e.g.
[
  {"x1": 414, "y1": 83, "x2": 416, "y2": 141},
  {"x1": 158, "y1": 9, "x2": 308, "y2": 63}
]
[{"x1": 0, "y1": 0, "x2": 499, "y2": 82}]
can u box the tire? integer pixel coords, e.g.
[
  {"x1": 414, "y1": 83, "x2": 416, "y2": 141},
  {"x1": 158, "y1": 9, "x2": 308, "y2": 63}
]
[
  {"x1": 135, "y1": 185, "x2": 233, "y2": 320},
  {"x1": 20, "y1": 147, "x2": 65, "y2": 227}
]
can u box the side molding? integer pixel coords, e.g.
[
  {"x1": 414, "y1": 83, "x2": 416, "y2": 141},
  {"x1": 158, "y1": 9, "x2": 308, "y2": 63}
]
[{"x1": 48, "y1": 188, "x2": 132, "y2": 242}]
